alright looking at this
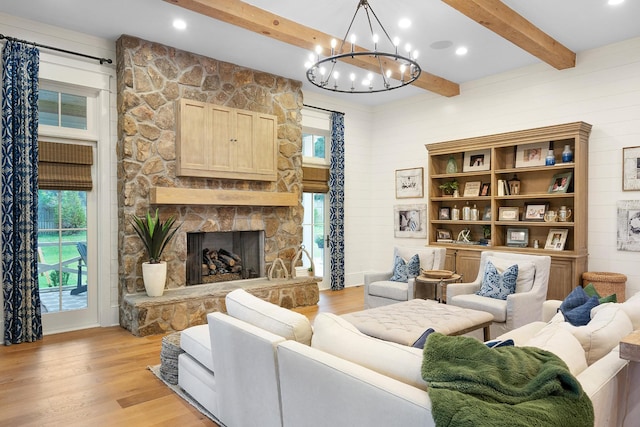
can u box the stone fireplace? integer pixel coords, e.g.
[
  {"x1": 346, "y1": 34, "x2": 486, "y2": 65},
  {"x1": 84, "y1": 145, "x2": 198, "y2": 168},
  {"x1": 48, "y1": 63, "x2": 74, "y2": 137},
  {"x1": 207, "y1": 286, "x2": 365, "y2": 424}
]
[{"x1": 116, "y1": 35, "x2": 319, "y2": 335}]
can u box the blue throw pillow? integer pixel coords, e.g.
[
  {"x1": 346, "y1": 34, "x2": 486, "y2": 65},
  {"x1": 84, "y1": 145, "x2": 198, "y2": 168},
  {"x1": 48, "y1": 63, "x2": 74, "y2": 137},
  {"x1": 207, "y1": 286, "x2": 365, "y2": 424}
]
[
  {"x1": 559, "y1": 286, "x2": 590, "y2": 313},
  {"x1": 412, "y1": 328, "x2": 435, "y2": 349},
  {"x1": 390, "y1": 254, "x2": 420, "y2": 282},
  {"x1": 476, "y1": 260, "x2": 518, "y2": 300},
  {"x1": 562, "y1": 296, "x2": 600, "y2": 326}
]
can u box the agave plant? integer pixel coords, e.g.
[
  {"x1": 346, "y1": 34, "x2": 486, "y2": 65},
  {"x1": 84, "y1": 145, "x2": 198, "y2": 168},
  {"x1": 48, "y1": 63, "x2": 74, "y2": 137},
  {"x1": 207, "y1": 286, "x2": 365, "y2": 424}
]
[{"x1": 130, "y1": 209, "x2": 180, "y2": 264}]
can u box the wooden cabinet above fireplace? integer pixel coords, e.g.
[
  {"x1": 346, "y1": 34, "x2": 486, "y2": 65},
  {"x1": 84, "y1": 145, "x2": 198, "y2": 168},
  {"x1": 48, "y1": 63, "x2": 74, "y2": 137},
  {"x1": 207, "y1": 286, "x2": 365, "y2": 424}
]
[{"x1": 176, "y1": 99, "x2": 278, "y2": 181}]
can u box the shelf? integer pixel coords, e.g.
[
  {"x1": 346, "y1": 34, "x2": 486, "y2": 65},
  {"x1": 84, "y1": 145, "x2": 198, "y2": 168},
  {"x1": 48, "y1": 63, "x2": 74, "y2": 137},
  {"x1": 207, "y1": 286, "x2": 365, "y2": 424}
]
[
  {"x1": 150, "y1": 187, "x2": 299, "y2": 206},
  {"x1": 495, "y1": 163, "x2": 575, "y2": 174},
  {"x1": 431, "y1": 196, "x2": 492, "y2": 202},
  {"x1": 495, "y1": 221, "x2": 574, "y2": 227},
  {"x1": 432, "y1": 171, "x2": 491, "y2": 179},
  {"x1": 432, "y1": 220, "x2": 491, "y2": 226},
  {"x1": 495, "y1": 193, "x2": 574, "y2": 200}
]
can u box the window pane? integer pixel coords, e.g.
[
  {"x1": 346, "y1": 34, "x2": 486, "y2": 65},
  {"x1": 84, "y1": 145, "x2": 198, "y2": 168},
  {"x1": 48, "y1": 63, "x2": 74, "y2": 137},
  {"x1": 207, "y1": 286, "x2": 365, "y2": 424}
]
[
  {"x1": 38, "y1": 89, "x2": 59, "y2": 126},
  {"x1": 61, "y1": 93, "x2": 87, "y2": 130},
  {"x1": 302, "y1": 133, "x2": 327, "y2": 161},
  {"x1": 313, "y1": 135, "x2": 326, "y2": 159}
]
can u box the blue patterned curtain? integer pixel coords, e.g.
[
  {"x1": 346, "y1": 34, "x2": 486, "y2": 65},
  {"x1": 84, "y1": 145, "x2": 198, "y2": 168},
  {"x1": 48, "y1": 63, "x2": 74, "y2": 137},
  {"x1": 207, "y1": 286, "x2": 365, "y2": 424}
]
[
  {"x1": 328, "y1": 112, "x2": 345, "y2": 290},
  {"x1": 1, "y1": 41, "x2": 42, "y2": 345}
]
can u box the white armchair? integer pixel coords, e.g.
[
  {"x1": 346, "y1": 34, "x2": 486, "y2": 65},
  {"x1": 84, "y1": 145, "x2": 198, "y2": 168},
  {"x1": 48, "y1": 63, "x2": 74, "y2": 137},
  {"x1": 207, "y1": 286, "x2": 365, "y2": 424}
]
[
  {"x1": 364, "y1": 246, "x2": 447, "y2": 309},
  {"x1": 446, "y1": 251, "x2": 551, "y2": 339}
]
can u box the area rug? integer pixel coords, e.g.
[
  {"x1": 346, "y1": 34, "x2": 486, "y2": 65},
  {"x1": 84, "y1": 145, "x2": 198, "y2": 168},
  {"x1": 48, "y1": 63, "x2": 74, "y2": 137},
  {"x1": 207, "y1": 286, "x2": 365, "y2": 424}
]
[{"x1": 148, "y1": 364, "x2": 224, "y2": 426}]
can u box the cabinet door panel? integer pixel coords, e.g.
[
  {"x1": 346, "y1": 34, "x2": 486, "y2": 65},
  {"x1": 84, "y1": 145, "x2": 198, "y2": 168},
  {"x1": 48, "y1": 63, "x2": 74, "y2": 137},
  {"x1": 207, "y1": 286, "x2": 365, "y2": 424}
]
[
  {"x1": 548, "y1": 258, "x2": 575, "y2": 300},
  {"x1": 177, "y1": 99, "x2": 209, "y2": 171},
  {"x1": 455, "y1": 250, "x2": 481, "y2": 283},
  {"x1": 235, "y1": 109, "x2": 255, "y2": 173},
  {"x1": 254, "y1": 113, "x2": 277, "y2": 179},
  {"x1": 209, "y1": 106, "x2": 234, "y2": 171}
]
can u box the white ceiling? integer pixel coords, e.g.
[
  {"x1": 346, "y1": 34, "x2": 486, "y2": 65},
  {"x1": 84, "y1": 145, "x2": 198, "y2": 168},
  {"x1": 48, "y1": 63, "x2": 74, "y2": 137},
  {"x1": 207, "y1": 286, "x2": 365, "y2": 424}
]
[{"x1": 2, "y1": 0, "x2": 640, "y2": 106}]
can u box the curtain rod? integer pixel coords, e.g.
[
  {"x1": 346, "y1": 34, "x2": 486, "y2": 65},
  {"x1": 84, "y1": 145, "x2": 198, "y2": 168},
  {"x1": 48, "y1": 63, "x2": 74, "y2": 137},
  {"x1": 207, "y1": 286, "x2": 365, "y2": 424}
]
[
  {"x1": 303, "y1": 104, "x2": 344, "y2": 116},
  {"x1": 0, "y1": 33, "x2": 113, "y2": 65}
]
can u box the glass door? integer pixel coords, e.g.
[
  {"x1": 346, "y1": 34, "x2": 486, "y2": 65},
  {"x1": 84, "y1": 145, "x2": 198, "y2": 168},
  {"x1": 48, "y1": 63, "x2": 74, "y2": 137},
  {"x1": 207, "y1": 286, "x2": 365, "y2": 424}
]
[{"x1": 302, "y1": 192, "x2": 327, "y2": 288}]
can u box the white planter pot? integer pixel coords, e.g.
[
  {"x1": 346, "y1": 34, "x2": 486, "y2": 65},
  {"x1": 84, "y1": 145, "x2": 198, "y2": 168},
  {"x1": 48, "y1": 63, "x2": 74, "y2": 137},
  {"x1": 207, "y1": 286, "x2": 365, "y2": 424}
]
[{"x1": 142, "y1": 261, "x2": 167, "y2": 297}]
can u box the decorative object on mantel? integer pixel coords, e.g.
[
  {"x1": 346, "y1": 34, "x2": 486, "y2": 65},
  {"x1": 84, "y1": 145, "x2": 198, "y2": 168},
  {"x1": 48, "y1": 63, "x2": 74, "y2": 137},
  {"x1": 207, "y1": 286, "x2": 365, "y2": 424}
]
[
  {"x1": 131, "y1": 209, "x2": 180, "y2": 296},
  {"x1": 304, "y1": 0, "x2": 421, "y2": 94},
  {"x1": 291, "y1": 245, "x2": 315, "y2": 278},
  {"x1": 268, "y1": 257, "x2": 289, "y2": 280},
  {"x1": 622, "y1": 146, "x2": 640, "y2": 191}
]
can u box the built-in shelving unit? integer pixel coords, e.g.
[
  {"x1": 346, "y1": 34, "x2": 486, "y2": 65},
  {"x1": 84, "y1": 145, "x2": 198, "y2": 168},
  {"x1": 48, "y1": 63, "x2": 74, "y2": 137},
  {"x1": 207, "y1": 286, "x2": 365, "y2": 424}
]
[{"x1": 426, "y1": 122, "x2": 592, "y2": 300}]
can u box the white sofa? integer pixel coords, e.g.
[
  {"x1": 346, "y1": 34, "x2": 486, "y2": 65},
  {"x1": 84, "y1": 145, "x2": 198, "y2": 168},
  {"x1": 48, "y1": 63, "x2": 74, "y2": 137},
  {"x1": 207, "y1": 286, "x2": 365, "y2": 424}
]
[{"x1": 178, "y1": 289, "x2": 640, "y2": 427}]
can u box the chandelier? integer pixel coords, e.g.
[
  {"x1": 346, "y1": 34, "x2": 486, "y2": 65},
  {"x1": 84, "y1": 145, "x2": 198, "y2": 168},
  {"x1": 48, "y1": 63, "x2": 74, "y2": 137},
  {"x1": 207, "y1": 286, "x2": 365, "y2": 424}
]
[{"x1": 304, "y1": 0, "x2": 421, "y2": 94}]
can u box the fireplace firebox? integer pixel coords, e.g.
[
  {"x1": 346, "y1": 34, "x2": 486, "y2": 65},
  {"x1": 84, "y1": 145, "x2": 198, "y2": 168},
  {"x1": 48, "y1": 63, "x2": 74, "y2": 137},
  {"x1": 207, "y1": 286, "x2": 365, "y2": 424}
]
[{"x1": 186, "y1": 231, "x2": 265, "y2": 285}]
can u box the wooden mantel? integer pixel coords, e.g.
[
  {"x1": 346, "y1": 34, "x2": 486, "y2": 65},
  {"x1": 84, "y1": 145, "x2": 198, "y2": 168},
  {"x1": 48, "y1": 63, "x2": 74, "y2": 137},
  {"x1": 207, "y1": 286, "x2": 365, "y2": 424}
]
[{"x1": 150, "y1": 187, "x2": 299, "y2": 207}]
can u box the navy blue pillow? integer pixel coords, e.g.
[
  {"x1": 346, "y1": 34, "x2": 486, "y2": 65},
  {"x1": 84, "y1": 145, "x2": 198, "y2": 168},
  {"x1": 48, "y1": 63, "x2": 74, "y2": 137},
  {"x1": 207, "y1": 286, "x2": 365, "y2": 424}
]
[
  {"x1": 559, "y1": 286, "x2": 590, "y2": 313},
  {"x1": 412, "y1": 328, "x2": 435, "y2": 349},
  {"x1": 562, "y1": 296, "x2": 600, "y2": 326},
  {"x1": 485, "y1": 339, "x2": 515, "y2": 348}
]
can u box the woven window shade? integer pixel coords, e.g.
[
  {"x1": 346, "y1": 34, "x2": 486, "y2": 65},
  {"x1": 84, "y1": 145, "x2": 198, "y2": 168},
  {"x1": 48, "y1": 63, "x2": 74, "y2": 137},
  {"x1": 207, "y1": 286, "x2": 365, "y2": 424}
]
[
  {"x1": 39, "y1": 141, "x2": 93, "y2": 191},
  {"x1": 302, "y1": 165, "x2": 329, "y2": 193}
]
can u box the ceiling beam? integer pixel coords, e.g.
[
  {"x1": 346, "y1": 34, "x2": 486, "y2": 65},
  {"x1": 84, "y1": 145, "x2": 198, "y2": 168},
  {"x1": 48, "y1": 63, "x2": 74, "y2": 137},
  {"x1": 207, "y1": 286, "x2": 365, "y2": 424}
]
[
  {"x1": 442, "y1": 0, "x2": 575, "y2": 70},
  {"x1": 164, "y1": 0, "x2": 460, "y2": 97}
]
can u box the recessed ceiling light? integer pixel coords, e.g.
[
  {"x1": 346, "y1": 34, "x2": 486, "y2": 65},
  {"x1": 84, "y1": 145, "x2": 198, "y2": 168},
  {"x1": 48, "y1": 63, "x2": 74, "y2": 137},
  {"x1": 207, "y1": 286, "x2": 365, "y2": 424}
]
[
  {"x1": 608, "y1": 0, "x2": 624, "y2": 5},
  {"x1": 456, "y1": 46, "x2": 468, "y2": 56},
  {"x1": 398, "y1": 18, "x2": 411, "y2": 29},
  {"x1": 173, "y1": 19, "x2": 187, "y2": 30},
  {"x1": 430, "y1": 40, "x2": 453, "y2": 50}
]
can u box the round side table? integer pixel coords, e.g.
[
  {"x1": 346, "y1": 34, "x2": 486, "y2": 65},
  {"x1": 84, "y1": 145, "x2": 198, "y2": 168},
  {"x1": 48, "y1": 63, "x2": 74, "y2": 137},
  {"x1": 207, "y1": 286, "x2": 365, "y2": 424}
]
[{"x1": 414, "y1": 274, "x2": 461, "y2": 303}]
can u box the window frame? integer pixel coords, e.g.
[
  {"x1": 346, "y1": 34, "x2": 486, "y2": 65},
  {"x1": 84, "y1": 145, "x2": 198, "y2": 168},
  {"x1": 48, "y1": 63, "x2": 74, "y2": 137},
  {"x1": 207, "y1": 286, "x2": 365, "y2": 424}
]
[{"x1": 38, "y1": 80, "x2": 99, "y2": 141}]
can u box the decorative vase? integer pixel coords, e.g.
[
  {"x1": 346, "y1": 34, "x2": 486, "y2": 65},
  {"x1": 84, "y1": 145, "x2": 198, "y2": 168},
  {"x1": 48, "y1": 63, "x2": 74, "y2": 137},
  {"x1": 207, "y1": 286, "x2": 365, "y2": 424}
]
[
  {"x1": 142, "y1": 261, "x2": 167, "y2": 297},
  {"x1": 562, "y1": 145, "x2": 573, "y2": 163},
  {"x1": 545, "y1": 150, "x2": 556, "y2": 166},
  {"x1": 446, "y1": 156, "x2": 458, "y2": 174}
]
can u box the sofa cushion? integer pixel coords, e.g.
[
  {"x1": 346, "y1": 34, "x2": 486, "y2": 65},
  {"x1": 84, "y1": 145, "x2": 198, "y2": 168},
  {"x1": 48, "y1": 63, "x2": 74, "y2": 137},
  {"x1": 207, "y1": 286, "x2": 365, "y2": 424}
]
[
  {"x1": 180, "y1": 324, "x2": 214, "y2": 371},
  {"x1": 368, "y1": 280, "x2": 408, "y2": 301},
  {"x1": 311, "y1": 312, "x2": 427, "y2": 391},
  {"x1": 476, "y1": 260, "x2": 517, "y2": 300},
  {"x1": 449, "y1": 293, "x2": 508, "y2": 322},
  {"x1": 524, "y1": 323, "x2": 588, "y2": 376},
  {"x1": 225, "y1": 289, "x2": 313, "y2": 345},
  {"x1": 559, "y1": 304, "x2": 633, "y2": 365},
  {"x1": 487, "y1": 256, "x2": 535, "y2": 294},
  {"x1": 621, "y1": 291, "x2": 640, "y2": 329},
  {"x1": 390, "y1": 254, "x2": 420, "y2": 282}
]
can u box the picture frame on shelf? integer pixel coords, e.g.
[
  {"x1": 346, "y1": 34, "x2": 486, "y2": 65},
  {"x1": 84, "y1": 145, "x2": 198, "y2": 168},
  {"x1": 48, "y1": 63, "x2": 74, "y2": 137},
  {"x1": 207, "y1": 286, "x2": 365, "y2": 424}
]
[
  {"x1": 548, "y1": 172, "x2": 573, "y2": 193},
  {"x1": 438, "y1": 207, "x2": 451, "y2": 220},
  {"x1": 544, "y1": 229, "x2": 569, "y2": 250},
  {"x1": 436, "y1": 228, "x2": 453, "y2": 242},
  {"x1": 394, "y1": 204, "x2": 427, "y2": 238},
  {"x1": 622, "y1": 146, "x2": 640, "y2": 191},
  {"x1": 616, "y1": 200, "x2": 640, "y2": 252},
  {"x1": 483, "y1": 206, "x2": 492, "y2": 221},
  {"x1": 515, "y1": 142, "x2": 547, "y2": 168},
  {"x1": 524, "y1": 204, "x2": 548, "y2": 221},
  {"x1": 506, "y1": 228, "x2": 529, "y2": 247},
  {"x1": 498, "y1": 206, "x2": 520, "y2": 221},
  {"x1": 395, "y1": 167, "x2": 423, "y2": 198},
  {"x1": 480, "y1": 182, "x2": 491, "y2": 196},
  {"x1": 463, "y1": 181, "x2": 482, "y2": 197},
  {"x1": 462, "y1": 149, "x2": 491, "y2": 172}
]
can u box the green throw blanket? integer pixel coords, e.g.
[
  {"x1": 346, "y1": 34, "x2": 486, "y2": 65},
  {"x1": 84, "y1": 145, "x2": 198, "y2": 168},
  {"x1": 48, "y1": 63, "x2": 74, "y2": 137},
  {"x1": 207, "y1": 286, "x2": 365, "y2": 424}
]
[{"x1": 421, "y1": 333, "x2": 594, "y2": 427}]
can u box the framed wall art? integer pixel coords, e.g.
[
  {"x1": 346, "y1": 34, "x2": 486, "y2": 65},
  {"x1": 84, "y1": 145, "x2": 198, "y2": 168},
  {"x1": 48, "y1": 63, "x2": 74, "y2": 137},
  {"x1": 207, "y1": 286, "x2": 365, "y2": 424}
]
[
  {"x1": 545, "y1": 229, "x2": 568, "y2": 251},
  {"x1": 617, "y1": 200, "x2": 640, "y2": 251},
  {"x1": 622, "y1": 146, "x2": 640, "y2": 191},
  {"x1": 395, "y1": 167, "x2": 423, "y2": 198},
  {"x1": 462, "y1": 149, "x2": 491, "y2": 172},
  {"x1": 524, "y1": 204, "x2": 548, "y2": 221},
  {"x1": 394, "y1": 204, "x2": 427, "y2": 238},
  {"x1": 515, "y1": 142, "x2": 547, "y2": 168}
]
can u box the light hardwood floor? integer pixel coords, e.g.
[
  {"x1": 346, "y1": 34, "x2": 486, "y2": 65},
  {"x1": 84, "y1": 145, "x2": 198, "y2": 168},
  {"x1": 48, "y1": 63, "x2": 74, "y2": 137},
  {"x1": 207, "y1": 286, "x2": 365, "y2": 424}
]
[{"x1": 0, "y1": 286, "x2": 365, "y2": 427}]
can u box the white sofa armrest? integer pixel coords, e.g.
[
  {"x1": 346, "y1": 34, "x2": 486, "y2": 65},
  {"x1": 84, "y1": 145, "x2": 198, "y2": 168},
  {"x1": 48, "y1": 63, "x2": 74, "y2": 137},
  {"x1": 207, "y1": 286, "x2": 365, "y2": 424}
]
[
  {"x1": 446, "y1": 281, "x2": 480, "y2": 301},
  {"x1": 277, "y1": 340, "x2": 435, "y2": 427},
  {"x1": 364, "y1": 271, "x2": 393, "y2": 284},
  {"x1": 505, "y1": 290, "x2": 546, "y2": 329},
  {"x1": 543, "y1": 299, "x2": 562, "y2": 322}
]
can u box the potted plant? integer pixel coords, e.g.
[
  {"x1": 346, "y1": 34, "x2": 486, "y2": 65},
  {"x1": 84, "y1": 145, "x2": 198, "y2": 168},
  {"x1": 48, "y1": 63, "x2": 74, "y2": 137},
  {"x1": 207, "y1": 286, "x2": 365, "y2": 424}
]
[
  {"x1": 439, "y1": 180, "x2": 459, "y2": 197},
  {"x1": 131, "y1": 209, "x2": 180, "y2": 296}
]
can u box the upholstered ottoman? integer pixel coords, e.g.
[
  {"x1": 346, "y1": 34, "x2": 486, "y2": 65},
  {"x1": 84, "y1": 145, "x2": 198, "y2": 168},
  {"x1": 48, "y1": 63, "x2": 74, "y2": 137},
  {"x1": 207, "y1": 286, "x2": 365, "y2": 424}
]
[{"x1": 341, "y1": 298, "x2": 493, "y2": 346}]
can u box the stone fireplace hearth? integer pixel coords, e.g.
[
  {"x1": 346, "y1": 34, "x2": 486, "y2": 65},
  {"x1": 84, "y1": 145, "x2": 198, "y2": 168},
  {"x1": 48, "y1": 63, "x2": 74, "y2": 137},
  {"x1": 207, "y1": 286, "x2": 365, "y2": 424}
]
[{"x1": 115, "y1": 36, "x2": 318, "y2": 335}]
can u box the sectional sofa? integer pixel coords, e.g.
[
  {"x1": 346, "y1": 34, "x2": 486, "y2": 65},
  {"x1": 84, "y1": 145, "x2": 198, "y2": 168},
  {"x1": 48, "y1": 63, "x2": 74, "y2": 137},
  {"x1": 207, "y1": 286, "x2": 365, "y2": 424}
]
[{"x1": 178, "y1": 289, "x2": 640, "y2": 427}]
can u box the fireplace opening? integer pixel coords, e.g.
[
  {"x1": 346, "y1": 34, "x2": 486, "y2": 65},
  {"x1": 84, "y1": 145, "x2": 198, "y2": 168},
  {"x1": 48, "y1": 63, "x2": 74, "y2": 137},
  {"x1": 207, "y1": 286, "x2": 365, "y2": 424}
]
[{"x1": 186, "y1": 231, "x2": 266, "y2": 285}]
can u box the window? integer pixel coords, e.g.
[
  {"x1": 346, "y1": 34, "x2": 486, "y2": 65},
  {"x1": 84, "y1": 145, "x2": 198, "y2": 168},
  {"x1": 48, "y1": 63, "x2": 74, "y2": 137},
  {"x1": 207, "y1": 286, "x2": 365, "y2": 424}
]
[
  {"x1": 302, "y1": 131, "x2": 328, "y2": 162},
  {"x1": 39, "y1": 89, "x2": 88, "y2": 129},
  {"x1": 302, "y1": 192, "x2": 325, "y2": 278}
]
